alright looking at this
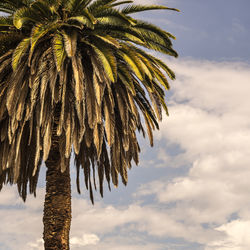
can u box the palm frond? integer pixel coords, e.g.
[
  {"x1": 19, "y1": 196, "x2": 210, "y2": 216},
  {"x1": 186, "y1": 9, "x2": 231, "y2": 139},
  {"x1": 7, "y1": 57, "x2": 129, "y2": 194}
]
[
  {"x1": 95, "y1": 7, "x2": 135, "y2": 25},
  {"x1": 13, "y1": 6, "x2": 36, "y2": 29},
  {"x1": 68, "y1": 11, "x2": 96, "y2": 29},
  {"x1": 94, "y1": 34, "x2": 120, "y2": 48},
  {"x1": 110, "y1": 1, "x2": 132, "y2": 8},
  {"x1": 119, "y1": 49, "x2": 143, "y2": 81},
  {"x1": 65, "y1": 0, "x2": 92, "y2": 14},
  {"x1": 30, "y1": 0, "x2": 55, "y2": 20},
  {"x1": 52, "y1": 33, "x2": 66, "y2": 72},
  {"x1": 29, "y1": 22, "x2": 61, "y2": 65},
  {"x1": 122, "y1": 4, "x2": 180, "y2": 14},
  {"x1": 62, "y1": 30, "x2": 77, "y2": 58},
  {"x1": 88, "y1": 41, "x2": 116, "y2": 82},
  {"x1": 88, "y1": 0, "x2": 117, "y2": 12},
  {"x1": 12, "y1": 37, "x2": 30, "y2": 70}
]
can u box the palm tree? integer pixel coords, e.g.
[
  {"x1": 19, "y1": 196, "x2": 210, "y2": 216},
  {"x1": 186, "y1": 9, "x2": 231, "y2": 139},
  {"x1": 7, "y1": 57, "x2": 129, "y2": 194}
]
[{"x1": 0, "y1": 0, "x2": 178, "y2": 249}]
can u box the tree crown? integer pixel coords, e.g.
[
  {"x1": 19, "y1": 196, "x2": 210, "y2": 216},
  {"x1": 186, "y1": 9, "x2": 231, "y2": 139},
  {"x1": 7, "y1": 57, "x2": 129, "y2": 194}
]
[{"x1": 0, "y1": 0, "x2": 178, "y2": 203}]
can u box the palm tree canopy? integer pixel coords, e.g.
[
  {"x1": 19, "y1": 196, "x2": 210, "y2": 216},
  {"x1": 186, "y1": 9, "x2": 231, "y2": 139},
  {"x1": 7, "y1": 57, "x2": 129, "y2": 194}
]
[{"x1": 0, "y1": 0, "x2": 178, "y2": 203}]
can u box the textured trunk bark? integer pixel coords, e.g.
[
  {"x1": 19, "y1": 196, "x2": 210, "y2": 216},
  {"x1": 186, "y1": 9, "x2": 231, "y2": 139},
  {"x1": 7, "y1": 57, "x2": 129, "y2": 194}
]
[
  {"x1": 43, "y1": 153, "x2": 71, "y2": 250},
  {"x1": 43, "y1": 105, "x2": 71, "y2": 250}
]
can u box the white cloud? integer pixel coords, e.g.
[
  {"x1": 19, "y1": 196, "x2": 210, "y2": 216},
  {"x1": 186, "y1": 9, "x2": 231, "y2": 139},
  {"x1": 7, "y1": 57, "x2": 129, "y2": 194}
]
[
  {"x1": 27, "y1": 239, "x2": 43, "y2": 250},
  {"x1": 0, "y1": 187, "x2": 44, "y2": 250},
  {"x1": 0, "y1": 186, "x2": 218, "y2": 249},
  {"x1": 206, "y1": 220, "x2": 250, "y2": 250},
  {"x1": 77, "y1": 235, "x2": 168, "y2": 250},
  {"x1": 169, "y1": 60, "x2": 250, "y2": 114},
  {"x1": 70, "y1": 233, "x2": 100, "y2": 247},
  {"x1": 137, "y1": 59, "x2": 250, "y2": 248},
  {"x1": 71, "y1": 197, "x2": 222, "y2": 245}
]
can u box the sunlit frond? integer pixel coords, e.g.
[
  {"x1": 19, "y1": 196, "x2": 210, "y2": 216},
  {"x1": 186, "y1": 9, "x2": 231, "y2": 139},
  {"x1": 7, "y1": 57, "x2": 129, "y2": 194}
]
[
  {"x1": 122, "y1": 4, "x2": 180, "y2": 14},
  {"x1": 52, "y1": 33, "x2": 66, "y2": 72},
  {"x1": 13, "y1": 6, "x2": 36, "y2": 29},
  {"x1": 12, "y1": 37, "x2": 30, "y2": 70}
]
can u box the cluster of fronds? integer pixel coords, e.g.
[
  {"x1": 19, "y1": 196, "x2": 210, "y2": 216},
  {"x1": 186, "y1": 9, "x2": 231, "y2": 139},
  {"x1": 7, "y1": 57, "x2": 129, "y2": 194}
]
[{"x1": 0, "y1": 0, "x2": 178, "y2": 202}]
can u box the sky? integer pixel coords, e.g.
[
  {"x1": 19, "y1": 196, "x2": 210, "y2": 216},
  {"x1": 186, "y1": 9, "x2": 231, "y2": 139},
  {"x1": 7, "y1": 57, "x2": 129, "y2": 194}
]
[{"x1": 1, "y1": 0, "x2": 250, "y2": 249}]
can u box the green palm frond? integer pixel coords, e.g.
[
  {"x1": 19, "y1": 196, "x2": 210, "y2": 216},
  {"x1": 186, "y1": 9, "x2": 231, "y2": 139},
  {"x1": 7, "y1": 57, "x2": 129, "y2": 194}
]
[
  {"x1": 89, "y1": 41, "x2": 116, "y2": 82},
  {"x1": 94, "y1": 23, "x2": 145, "y2": 44},
  {"x1": 12, "y1": 37, "x2": 30, "y2": 70},
  {"x1": 95, "y1": 7, "x2": 135, "y2": 25},
  {"x1": 30, "y1": 0, "x2": 56, "y2": 20},
  {"x1": 64, "y1": 0, "x2": 94, "y2": 16},
  {"x1": 13, "y1": 6, "x2": 37, "y2": 29},
  {"x1": 132, "y1": 46, "x2": 176, "y2": 79},
  {"x1": 119, "y1": 45, "x2": 144, "y2": 81},
  {"x1": 29, "y1": 21, "x2": 61, "y2": 64},
  {"x1": 96, "y1": 16, "x2": 128, "y2": 26},
  {"x1": 122, "y1": 4, "x2": 180, "y2": 14},
  {"x1": 94, "y1": 34, "x2": 120, "y2": 48},
  {"x1": 88, "y1": 0, "x2": 116, "y2": 12},
  {"x1": 147, "y1": 40, "x2": 178, "y2": 57},
  {"x1": 68, "y1": 9, "x2": 96, "y2": 29},
  {"x1": 110, "y1": 1, "x2": 133, "y2": 8},
  {"x1": 52, "y1": 33, "x2": 66, "y2": 72}
]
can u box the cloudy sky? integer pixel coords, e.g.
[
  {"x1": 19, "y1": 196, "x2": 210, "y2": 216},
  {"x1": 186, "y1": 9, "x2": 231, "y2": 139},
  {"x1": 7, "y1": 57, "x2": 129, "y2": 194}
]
[{"x1": 1, "y1": 0, "x2": 250, "y2": 249}]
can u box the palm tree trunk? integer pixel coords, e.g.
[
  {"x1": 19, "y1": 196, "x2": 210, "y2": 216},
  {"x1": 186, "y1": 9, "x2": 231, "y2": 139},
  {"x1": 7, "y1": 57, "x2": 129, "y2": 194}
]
[
  {"x1": 43, "y1": 104, "x2": 72, "y2": 249},
  {"x1": 43, "y1": 157, "x2": 71, "y2": 250}
]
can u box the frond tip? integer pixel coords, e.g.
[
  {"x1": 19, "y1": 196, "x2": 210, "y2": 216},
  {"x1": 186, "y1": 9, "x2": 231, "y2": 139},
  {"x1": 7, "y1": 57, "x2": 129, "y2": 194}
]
[{"x1": 122, "y1": 4, "x2": 180, "y2": 14}]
